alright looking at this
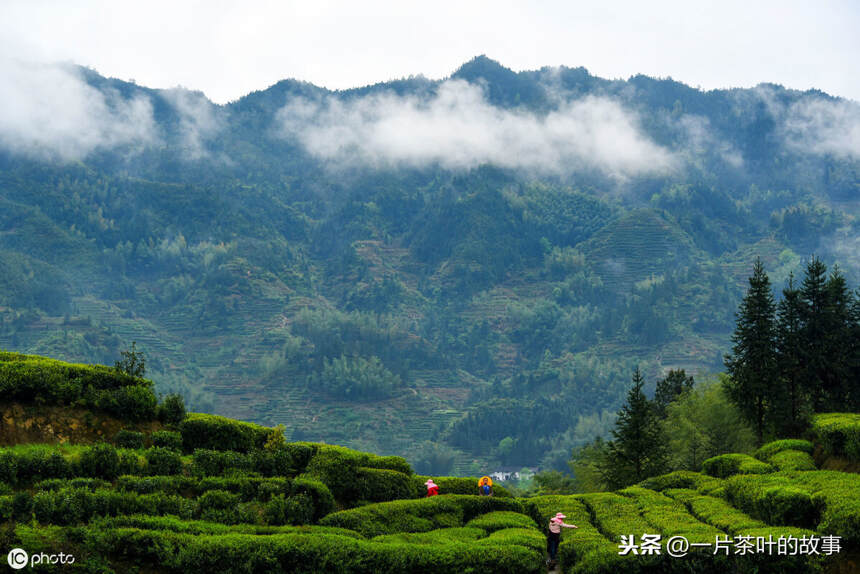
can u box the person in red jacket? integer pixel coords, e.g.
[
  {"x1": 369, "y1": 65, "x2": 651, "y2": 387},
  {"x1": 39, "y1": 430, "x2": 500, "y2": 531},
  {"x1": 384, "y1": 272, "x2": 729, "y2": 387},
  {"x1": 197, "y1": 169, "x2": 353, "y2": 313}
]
[{"x1": 425, "y1": 479, "x2": 439, "y2": 497}]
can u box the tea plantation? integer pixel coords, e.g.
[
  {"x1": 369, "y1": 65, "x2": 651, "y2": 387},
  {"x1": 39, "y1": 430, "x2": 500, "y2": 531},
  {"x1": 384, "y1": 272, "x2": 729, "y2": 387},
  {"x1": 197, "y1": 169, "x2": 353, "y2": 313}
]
[{"x1": 1, "y1": 353, "x2": 858, "y2": 572}]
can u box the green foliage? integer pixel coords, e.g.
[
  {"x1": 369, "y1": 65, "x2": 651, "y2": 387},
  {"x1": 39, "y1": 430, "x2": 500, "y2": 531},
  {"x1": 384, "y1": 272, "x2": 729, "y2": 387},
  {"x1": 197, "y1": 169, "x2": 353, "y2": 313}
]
[
  {"x1": 569, "y1": 437, "x2": 609, "y2": 493},
  {"x1": 754, "y1": 439, "x2": 814, "y2": 461},
  {"x1": 301, "y1": 444, "x2": 412, "y2": 506},
  {"x1": 723, "y1": 474, "x2": 820, "y2": 529},
  {"x1": 663, "y1": 376, "x2": 756, "y2": 472},
  {"x1": 85, "y1": 528, "x2": 543, "y2": 574},
  {"x1": 638, "y1": 470, "x2": 724, "y2": 494},
  {"x1": 309, "y1": 354, "x2": 403, "y2": 400},
  {"x1": 180, "y1": 413, "x2": 272, "y2": 453},
  {"x1": 652, "y1": 369, "x2": 694, "y2": 417},
  {"x1": 157, "y1": 393, "x2": 187, "y2": 425},
  {"x1": 701, "y1": 454, "x2": 774, "y2": 479},
  {"x1": 115, "y1": 429, "x2": 145, "y2": 449},
  {"x1": 145, "y1": 447, "x2": 183, "y2": 475},
  {"x1": 115, "y1": 341, "x2": 146, "y2": 378},
  {"x1": 319, "y1": 495, "x2": 538, "y2": 538},
  {"x1": 811, "y1": 413, "x2": 860, "y2": 461},
  {"x1": 464, "y1": 510, "x2": 538, "y2": 532},
  {"x1": 724, "y1": 257, "x2": 778, "y2": 445},
  {"x1": 767, "y1": 450, "x2": 817, "y2": 471},
  {"x1": 0, "y1": 352, "x2": 157, "y2": 421},
  {"x1": 600, "y1": 368, "x2": 667, "y2": 488},
  {"x1": 151, "y1": 430, "x2": 183, "y2": 451},
  {"x1": 79, "y1": 442, "x2": 120, "y2": 480},
  {"x1": 0, "y1": 446, "x2": 70, "y2": 486}
]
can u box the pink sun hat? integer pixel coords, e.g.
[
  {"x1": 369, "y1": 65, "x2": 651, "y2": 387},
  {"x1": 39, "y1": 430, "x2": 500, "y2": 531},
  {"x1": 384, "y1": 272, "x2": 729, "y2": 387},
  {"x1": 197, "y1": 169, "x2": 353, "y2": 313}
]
[
  {"x1": 425, "y1": 479, "x2": 437, "y2": 487},
  {"x1": 555, "y1": 513, "x2": 567, "y2": 519}
]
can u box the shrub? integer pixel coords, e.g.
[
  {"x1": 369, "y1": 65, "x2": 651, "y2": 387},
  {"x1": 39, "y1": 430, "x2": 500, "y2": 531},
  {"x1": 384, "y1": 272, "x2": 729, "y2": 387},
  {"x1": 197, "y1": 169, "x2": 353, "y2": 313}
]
[
  {"x1": 146, "y1": 447, "x2": 183, "y2": 475},
  {"x1": 0, "y1": 452, "x2": 16, "y2": 485},
  {"x1": 284, "y1": 443, "x2": 317, "y2": 472},
  {"x1": 0, "y1": 496, "x2": 11, "y2": 521},
  {"x1": 115, "y1": 430, "x2": 145, "y2": 449},
  {"x1": 724, "y1": 475, "x2": 820, "y2": 529},
  {"x1": 319, "y1": 495, "x2": 538, "y2": 538},
  {"x1": 754, "y1": 439, "x2": 814, "y2": 461},
  {"x1": 191, "y1": 449, "x2": 252, "y2": 477},
  {"x1": 701, "y1": 453, "x2": 773, "y2": 478},
  {"x1": 117, "y1": 475, "x2": 196, "y2": 495},
  {"x1": 476, "y1": 528, "x2": 545, "y2": 553},
  {"x1": 118, "y1": 449, "x2": 146, "y2": 475},
  {"x1": 35, "y1": 477, "x2": 110, "y2": 492},
  {"x1": 465, "y1": 511, "x2": 538, "y2": 532},
  {"x1": 264, "y1": 493, "x2": 314, "y2": 525},
  {"x1": 768, "y1": 450, "x2": 817, "y2": 471},
  {"x1": 372, "y1": 527, "x2": 485, "y2": 544},
  {"x1": 96, "y1": 385, "x2": 158, "y2": 421},
  {"x1": 0, "y1": 353, "x2": 152, "y2": 411},
  {"x1": 180, "y1": 414, "x2": 271, "y2": 453},
  {"x1": 638, "y1": 470, "x2": 724, "y2": 494},
  {"x1": 811, "y1": 413, "x2": 860, "y2": 461},
  {"x1": 79, "y1": 443, "x2": 120, "y2": 480},
  {"x1": 11, "y1": 491, "x2": 32, "y2": 521},
  {"x1": 86, "y1": 529, "x2": 543, "y2": 574},
  {"x1": 291, "y1": 478, "x2": 335, "y2": 522},
  {"x1": 158, "y1": 393, "x2": 187, "y2": 426},
  {"x1": 0, "y1": 448, "x2": 72, "y2": 485},
  {"x1": 151, "y1": 430, "x2": 183, "y2": 451},
  {"x1": 250, "y1": 447, "x2": 294, "y2": 477}
]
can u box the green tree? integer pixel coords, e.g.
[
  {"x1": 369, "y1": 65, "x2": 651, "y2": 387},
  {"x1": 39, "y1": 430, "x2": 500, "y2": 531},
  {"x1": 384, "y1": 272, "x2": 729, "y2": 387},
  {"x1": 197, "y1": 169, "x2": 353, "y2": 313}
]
[
  {"x1": 599, "y1": 368, "x2": 667, "y2": 489},
  {"x1": 724, "y1": 257, "x2": 777, "y2": 446},
  {"x1": 115, "y1": 341, "x2": 145, "y2": 378},
  {"x1": 569, "y1": 436, "x2": 608, "y2": 492},
  {"x1": 663, "y1": 375, "x2": 756, "y2": 471},
  {"x1": 821, "y1": 266, "x2": 854, "y2": 409},
  {"x1": 774, "y1": 273, "x2": 810, "y2": 436},
  {"x1": 799, "y1": 256, "x2": 829, "y2": 410},
  {"x1": 653, "y1": 369, "x2": 695, "y2": 418}
]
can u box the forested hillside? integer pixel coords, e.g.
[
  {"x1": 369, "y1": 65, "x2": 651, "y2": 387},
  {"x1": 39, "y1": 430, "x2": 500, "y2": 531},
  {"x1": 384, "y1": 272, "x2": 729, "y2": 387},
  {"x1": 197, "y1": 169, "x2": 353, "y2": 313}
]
[{"x1": 0, "y1": 56, "x2": 858, "y2": 472}]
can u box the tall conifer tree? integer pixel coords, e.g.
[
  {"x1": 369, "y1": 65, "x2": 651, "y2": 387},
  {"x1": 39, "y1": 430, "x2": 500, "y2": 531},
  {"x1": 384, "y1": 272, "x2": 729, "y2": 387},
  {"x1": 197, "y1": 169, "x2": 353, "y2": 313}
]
[
  {"x1": 725, "y1": 257, "x2": 777, "y2": 445},
  {"x1": 600, "y1": 367, "x2": 667, "y2": 488},
  {"x1": 774, "y1": 273, "x2": 808, "y2": 436}
]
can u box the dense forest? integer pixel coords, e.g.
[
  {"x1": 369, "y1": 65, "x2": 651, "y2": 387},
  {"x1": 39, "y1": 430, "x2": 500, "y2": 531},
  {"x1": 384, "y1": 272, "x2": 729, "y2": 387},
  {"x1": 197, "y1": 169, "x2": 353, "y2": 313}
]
[{"x1": 0, "y1": 56, "x2": 858, "y2": 472}]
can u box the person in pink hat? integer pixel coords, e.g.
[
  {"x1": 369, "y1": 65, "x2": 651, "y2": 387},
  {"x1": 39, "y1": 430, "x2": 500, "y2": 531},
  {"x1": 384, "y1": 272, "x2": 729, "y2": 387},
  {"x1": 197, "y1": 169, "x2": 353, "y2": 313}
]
[
  {"x1": 546, "y1": 512, "x2": 577, "y2": 565},
  {"x1": 424, "y1": 479, "x2": 439, "y2": 497}
]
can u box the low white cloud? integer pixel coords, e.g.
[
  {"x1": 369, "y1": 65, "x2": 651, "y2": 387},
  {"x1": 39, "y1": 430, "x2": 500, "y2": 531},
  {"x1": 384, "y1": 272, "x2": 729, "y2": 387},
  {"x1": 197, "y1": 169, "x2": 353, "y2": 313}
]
[
  {"x1": 276, "y1": 80, "x2": 678, "y2": 178},
  {"x1": 0, "y1": 59, "x2": 158, "y2": 161},
  {"x1": 782, "y1": 97, "x2": 860, "y2": 160},
  {"x1": 676, "y1": 114, "x2": 743, "y2": 168},
  {"x1": 161, "y1": 87, "x2": 222, "y2": 160}
]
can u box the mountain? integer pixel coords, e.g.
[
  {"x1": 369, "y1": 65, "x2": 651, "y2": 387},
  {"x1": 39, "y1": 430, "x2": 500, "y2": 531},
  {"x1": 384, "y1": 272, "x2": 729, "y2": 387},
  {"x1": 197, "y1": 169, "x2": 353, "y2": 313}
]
[{"x1": 0, "y1": 56, "x2": 858, "y2": 472}]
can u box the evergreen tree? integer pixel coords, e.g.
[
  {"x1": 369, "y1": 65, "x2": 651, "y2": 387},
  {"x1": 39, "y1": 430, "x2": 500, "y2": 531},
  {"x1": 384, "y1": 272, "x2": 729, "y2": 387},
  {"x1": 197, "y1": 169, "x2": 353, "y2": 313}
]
[
  {"x1": 600, "y1": 368, "x2": 667, "y2": 489},
  {"x1": 822, "y1": 266, "x2": 854, "y2": 410},
  {"x1": 851, "y1": 289, "x2": 860, "y2": 411},
  {"x1": 774, "y1": 273, "x2": 809, "y2": 436},
  {"x1": 653, "y1": 369, "x2": 695, "y2": 418},
  {"x1": 798, "y1": 256, "x2": 828, "y2": 409},
  {"x1": 724, "y1": 258, "x2": 777, "y2": 446}
]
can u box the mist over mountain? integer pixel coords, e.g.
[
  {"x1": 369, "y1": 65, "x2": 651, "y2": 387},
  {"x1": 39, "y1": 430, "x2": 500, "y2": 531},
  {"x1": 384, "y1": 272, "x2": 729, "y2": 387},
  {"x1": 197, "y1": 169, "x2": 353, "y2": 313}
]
[{"x1": 1, "y1": 56, "x2": 857, "y2": 473}]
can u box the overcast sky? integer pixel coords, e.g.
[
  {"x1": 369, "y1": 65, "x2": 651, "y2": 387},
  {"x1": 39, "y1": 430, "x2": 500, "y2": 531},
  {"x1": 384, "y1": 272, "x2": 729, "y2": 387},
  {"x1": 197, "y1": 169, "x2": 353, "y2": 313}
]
[{"x1": 1, "y1": 0, "x2": 858, "y2": 105}]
